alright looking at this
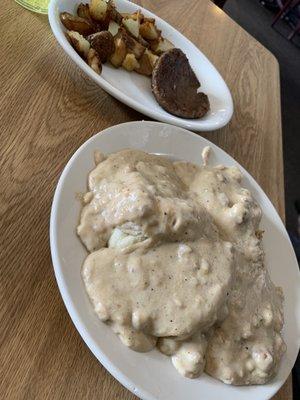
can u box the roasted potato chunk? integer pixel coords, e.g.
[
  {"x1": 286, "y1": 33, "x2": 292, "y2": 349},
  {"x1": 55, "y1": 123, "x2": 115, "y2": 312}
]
[
  {"x1": 147, "y1": 49, "x2": 159, "y2": 68},
  {"x1": 90, "y1": 0, "x2": 108, "y2": 21},
  {"x1": 150, "y1": 37, "x2": 174, "y2": 55},
  {"x1": 61, "y1": 2, "x2": 175, "y2": 79},
  {"x1": 110, "y1": 36, "x2": 127, "y2": 67},
  {"x1": 120, "y1": 28, "x2": 145, "y2": 59},
  {"x1": 123, "y1": 16, "x2": 140, "y2": 38},
  {"x1": 88, "y1": 31, "x2": 115, "y2": 62},
  {"x1": 77, "y1": 3, "x2": 92, "y2": 21},
  {"x1": 134, "y1": 49, "x2": 158, "y2": 76},
  {"x1": 122, "y1": 10, "x2": 144, "y2": 38},
  {"x1": 87, "y1": 48, "x2": 102, "y2": 73},
  {"x1": 140, "y1": 21, "x2": 161, "y2": 41},
  {"x1": 122, "y1": 53, "x2": 140, "y2": 72},
  {"x1": 134, "y1": 51, "x2": 152, "y2": 76},
  {"x1": 67, "y1": 30, "x2": 90, "y2": 58},
  {"x1": 107, "y1": 0, "x2": 123, "y2": 24},
  {"x1": 60, "y1": 12, "x2": 94, "y2": 35}
]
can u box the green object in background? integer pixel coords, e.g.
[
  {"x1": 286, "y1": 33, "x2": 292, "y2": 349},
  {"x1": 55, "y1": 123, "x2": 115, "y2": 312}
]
[{"x1": 15, "y1": 0, "x2": 50, "y2": 14}]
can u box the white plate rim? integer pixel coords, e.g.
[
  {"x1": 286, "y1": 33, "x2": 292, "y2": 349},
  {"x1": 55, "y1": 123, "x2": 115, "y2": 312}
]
[
  {"x1": 50, "y1": 121, "x2": 300, "y2": 400},
  {"x1": 48, "y1": 0, "x2": 234, "y2": 132}
]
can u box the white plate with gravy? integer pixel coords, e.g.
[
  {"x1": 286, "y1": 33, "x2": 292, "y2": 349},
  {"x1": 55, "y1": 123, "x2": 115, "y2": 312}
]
[
  {"x1": 48, "y1": 0, "x2": 233, "y2": 132},
  {"x1": 50, "y1": 121, "x2": 300, "y2": 400}
]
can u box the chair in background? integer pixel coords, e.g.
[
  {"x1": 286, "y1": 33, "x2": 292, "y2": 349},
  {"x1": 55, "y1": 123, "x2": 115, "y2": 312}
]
[{"x1": 272, "y1": 0, "x2": 300, "y2": 40}]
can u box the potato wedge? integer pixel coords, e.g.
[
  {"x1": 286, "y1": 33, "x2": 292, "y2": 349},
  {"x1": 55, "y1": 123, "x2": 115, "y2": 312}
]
[
  {"x1": 122, "y1": 10, "x2": 144, "y2": 38},
  {"x1": 87, "y1": 48, "x2": 102, "y2": 73},
  {"x1": 146, "y1": 49, "x2": 159, "y2": 68},
  {"x1": 120, "y1": 28, "x2": 145, "y2": 59},
  {"x1": 77, "y1": 3, "x2": 92, "y2": 21},
  {"x1": 122, "y1": 53, "x2": 140, "y2": 72},
  {"x1": 109, "y1": 36, "x2": 127, "y2": 67},
  {"x1": 107, "y1": 0, "x2": 123, "y2": 24},
  {"x1": 90, "y1": 0, "x2": 108, "y2": 21},
  {"x1": 88, "y1": 31, "x2": 115, "y2": 62},
  {"x1": 150, "y1": 37, "x2": 174, "y2": 55},
  {"x1": 134, "y1": 51, "x2": 152, "y2": 76},
  {"x1": 67, "y1": 30, "x2": 90, "y2": 58},
  {"x1": 60, "y1": 12, "x2": 94, "y2": 35},
  {"x1": 108, "y1": 20, "x2": 120, "y2": 37},
  {"x1": 140, "y1": 21, "x2": 161, "y2": 41},
  {"x1": 77, "y1": 3, "x2": 109, "y2": 32},
  {"x1": 122, "y1": 17, "x2": 140, "y2": 38},
  {"x1": 134, "y1": 49, "x2": 158, "y2": 76}
]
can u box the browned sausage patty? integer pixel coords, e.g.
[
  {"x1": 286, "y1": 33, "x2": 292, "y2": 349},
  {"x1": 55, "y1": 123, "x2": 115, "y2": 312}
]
[{"x1": 151, "y1": 48, "x2": 210, "y2": 119}]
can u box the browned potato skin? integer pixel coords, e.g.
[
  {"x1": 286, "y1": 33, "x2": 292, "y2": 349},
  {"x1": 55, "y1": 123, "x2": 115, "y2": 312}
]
[
  {"x1": 110, "y1": 36, "x2": 127, "y2": 67},
  {"x1": 62, "y1": 3, "x2": 171, "y2": 78},
  {"x1": 88, "y1": 31, "x2": 115, "y2": 62},
  {"x1": 131, "y1": 10, "x2": 144, "y2": 21},
  {"x1": 77, "y1": 4, "x2": 110, "y2": 33},
  {"x1": 140, "y1": 21, "x2": 161, "y2": 41},
  {"x1": 87, "y1": 48, "x2": 102, "y2": 74},
  {"x1": 77, "y1": 3, "x2": 92, "y2": 21},
  {"x1": 143, "y1": 17, "x2": 155, "y2": 23},
  {"x1": 119, "y1": 28, "x2": 145, "y2": 59},
  {"x1": 134, "y1": 50, "x2": 159, "y2": 76},
  {"x1": 60, "y1": 12, "x2": 95, "y2": 36},
  {"x1": 107, "y1": 0, "x2": 123, "y2": 24},
  {"x1": 149, "y1": 38, "x2": 174, "y2": 55},
  {"x1": 137, "y1": 35, "x2": 150, "y2": 48},
  {"x1": 134, "y1": 52, "x2": 153, "y2": 76},
  {"x1": 149, "y1": 39, "x2": 160, "y2": 53},
  {"x1": 66, "y1": 30, "x2": 90, "y2": 58}
]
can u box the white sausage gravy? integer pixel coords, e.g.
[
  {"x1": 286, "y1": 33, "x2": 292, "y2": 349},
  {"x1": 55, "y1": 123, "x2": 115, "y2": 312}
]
[{"x1": 77, "y1": 149, "x2": 285, "y2": 385}]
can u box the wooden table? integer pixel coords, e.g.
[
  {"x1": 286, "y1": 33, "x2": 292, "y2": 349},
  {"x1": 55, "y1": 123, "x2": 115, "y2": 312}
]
[{"x1": 0, "y1": 0, "x2": 292, "y2": 399}]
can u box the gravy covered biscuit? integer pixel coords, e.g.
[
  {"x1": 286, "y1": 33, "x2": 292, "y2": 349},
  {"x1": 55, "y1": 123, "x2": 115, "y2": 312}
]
[{"x1": 77, "y1": 149, "x2": 285, "y2": 384}]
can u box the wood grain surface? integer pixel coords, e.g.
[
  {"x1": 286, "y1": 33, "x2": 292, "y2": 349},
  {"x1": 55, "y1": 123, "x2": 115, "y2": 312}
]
[{"x1": 0, "y1": 0, "x2": 292, "y2": 399}]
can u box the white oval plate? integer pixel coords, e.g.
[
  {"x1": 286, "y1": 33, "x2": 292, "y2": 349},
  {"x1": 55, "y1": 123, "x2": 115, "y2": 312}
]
[
  {"x1": 50, "y1": 121, "x2": 300, "y2": 400},
  {"x1": 48, "y1": 0, "x2": 233, "y2": 132}
]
